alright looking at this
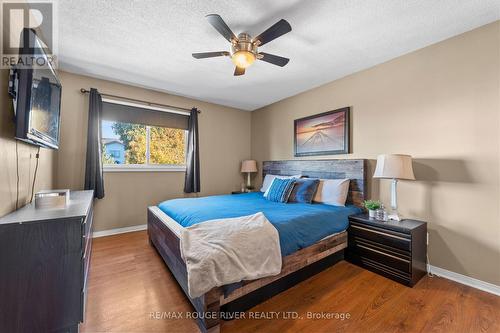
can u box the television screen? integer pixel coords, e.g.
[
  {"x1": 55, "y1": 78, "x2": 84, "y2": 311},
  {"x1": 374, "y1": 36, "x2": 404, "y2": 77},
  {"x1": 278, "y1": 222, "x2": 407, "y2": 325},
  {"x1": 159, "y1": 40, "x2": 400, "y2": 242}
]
[
  {"x1": 28, "y1": 65, "x2": 61, "y2": 146},
  {"x1": 12, "y1": 29, "x2": 62, "y2": 149}
]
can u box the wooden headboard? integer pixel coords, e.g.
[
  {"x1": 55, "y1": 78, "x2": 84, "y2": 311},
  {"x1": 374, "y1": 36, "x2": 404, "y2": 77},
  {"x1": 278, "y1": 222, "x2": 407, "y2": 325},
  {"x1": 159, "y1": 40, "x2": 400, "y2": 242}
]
[{"x1": 262, "y1": 159, "x2": 367, "y2": 208}]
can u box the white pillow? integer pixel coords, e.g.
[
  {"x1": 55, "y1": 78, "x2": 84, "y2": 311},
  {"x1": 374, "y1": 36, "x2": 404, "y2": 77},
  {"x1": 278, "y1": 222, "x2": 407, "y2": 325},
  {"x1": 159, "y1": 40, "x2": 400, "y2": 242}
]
[
  {"x1": 260, "y1": 174, "x2": 301, "y2": 193},
  {"x1": 313, "y1": 179, "x2": 350, "y2": 206}
]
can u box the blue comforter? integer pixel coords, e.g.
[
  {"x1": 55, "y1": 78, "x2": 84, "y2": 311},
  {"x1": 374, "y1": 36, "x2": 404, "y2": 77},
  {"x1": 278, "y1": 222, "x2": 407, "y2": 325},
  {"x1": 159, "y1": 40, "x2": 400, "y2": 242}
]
[{"x1": 158, "y1": 192, "x2": 361, "y2": 256}]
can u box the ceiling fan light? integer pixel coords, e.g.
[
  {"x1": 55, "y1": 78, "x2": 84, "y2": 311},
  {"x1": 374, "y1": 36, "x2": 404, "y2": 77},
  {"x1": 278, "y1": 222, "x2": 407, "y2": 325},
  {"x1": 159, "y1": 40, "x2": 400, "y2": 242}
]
[{"x1": 231, "y1": 51, "x2": 255, "y2": 69}]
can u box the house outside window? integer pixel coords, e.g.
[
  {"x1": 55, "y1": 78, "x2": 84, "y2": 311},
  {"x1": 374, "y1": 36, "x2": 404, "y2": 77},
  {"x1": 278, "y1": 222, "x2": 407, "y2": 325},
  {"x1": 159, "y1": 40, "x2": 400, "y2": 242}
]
[{"x1": 102, "y1": 139, "x2": 125, "y2": 164}]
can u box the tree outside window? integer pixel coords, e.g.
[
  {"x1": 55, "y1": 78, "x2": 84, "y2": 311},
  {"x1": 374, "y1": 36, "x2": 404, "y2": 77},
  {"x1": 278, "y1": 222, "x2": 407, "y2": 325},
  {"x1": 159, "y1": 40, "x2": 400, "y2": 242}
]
[{"x1": 101, "y1": 120, "x2": 186, "y2": 166}]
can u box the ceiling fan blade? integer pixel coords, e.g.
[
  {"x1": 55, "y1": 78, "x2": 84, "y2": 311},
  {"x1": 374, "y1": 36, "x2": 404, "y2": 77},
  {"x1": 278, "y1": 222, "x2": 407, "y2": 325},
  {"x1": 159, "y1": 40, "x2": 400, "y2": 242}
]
[
  {"x1": 192, "y1": 51, "x2": 230, "y2": 59},
  {"x1": 253, "y1": 19, "x2": 291, "y2": 46},
  {"x1": 234, "y1": 67, "x2": 245, "y2": 76},
  {"x1": 259, "y1": 52, "x2": 290, "y2": 67},
  {"x1": 206, "y1": 14, "x2": 238, "y2": 43}
]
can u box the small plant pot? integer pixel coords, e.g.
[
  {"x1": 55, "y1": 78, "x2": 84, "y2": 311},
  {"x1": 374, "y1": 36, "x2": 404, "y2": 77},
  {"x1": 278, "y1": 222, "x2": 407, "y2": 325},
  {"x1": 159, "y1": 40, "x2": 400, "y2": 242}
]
[{"x1": 368, "y1": 210, "x2": 376, "y2": 218}]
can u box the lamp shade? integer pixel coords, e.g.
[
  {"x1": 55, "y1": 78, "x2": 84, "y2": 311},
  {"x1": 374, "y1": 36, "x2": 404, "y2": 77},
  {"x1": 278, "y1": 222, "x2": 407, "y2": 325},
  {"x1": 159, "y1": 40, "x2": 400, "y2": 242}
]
[
  {"x1": 373, "y1": 154, "x2": 415, "y2": 180},
  {"x1": 241, "y1": 160, "x2": 257, "y2": 173}
]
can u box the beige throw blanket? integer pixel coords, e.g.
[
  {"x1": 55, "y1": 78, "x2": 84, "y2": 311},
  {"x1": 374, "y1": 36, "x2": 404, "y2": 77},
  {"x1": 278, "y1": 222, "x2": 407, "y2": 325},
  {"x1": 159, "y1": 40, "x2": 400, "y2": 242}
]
[{"x1": 179, "y1": 212, "x2": 282, "y2": 298}]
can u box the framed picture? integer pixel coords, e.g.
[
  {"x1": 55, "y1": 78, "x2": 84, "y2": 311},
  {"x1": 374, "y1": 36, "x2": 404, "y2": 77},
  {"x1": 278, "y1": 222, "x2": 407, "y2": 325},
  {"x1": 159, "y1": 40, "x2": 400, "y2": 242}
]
[{"x1": 294, "y1": 107, "x2": 350, "y2": 157}]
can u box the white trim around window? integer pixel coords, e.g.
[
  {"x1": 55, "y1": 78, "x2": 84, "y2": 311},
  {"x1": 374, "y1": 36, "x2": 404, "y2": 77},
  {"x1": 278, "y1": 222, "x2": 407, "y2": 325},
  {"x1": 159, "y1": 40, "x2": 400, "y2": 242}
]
[{"x1": 103, "y1": 164, "x2": 186, "y2": 172}]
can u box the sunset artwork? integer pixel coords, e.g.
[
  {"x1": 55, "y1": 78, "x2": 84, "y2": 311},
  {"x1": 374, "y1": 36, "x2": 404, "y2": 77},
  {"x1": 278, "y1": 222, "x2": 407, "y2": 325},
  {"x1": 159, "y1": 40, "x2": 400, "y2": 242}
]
[{"x1": 294, "y1": 108, "x2": 349, "y2": 156}]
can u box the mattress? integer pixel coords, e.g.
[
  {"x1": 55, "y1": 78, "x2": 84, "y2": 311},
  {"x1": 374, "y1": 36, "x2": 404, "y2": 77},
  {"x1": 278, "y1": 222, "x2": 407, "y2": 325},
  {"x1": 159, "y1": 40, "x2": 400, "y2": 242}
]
[{"x1": 157, "y1": 192, "x2": 361, "y2": 256}]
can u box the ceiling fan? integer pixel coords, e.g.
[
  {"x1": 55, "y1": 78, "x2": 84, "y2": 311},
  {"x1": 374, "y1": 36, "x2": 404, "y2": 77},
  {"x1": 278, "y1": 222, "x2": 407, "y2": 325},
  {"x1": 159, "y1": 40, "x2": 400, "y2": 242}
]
[{"x1": 192, "y1": 14, "x2": 292, "y2": 76}]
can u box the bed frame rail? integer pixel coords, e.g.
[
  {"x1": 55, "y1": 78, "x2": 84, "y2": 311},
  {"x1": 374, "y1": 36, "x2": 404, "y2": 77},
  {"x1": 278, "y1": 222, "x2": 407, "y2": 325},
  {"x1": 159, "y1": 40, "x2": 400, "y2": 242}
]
[{"x1": 148, "y1": 208, "x2": 221, "y2": 332}]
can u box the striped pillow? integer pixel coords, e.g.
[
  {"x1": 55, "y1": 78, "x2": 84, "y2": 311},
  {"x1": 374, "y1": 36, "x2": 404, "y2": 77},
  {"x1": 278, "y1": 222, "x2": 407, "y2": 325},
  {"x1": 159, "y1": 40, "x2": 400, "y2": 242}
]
[{"x1": 265, "y1": 178, "x2": 296, "y2": 203}]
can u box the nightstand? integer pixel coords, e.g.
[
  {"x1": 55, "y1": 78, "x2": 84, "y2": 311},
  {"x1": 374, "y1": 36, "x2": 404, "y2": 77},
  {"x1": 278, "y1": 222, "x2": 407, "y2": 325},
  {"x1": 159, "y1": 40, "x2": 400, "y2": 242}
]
[{"x1": 346, "y1": 214, "x2": 427, "y2": 287}]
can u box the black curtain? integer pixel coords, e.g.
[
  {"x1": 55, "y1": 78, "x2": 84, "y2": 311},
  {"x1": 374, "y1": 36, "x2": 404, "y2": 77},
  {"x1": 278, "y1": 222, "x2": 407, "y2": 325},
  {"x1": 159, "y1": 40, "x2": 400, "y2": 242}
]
[
  {"x1": 184, "y1": 108, "x2": 200, "y2": 193},
  {"x1": 84, "y1": 88, "x2": 105, "y2": 199}
]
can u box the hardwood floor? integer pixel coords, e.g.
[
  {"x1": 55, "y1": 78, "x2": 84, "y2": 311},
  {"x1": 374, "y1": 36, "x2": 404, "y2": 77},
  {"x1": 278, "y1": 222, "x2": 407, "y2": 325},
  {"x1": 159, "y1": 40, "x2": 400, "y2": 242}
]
[{"x1": 81, "y1": 231, "x2": 500, "y2": 333}]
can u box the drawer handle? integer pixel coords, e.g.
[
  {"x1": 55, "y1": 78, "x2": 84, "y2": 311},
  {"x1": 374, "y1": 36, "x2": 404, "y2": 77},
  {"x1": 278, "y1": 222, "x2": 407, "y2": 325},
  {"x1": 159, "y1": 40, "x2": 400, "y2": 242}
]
[
  {"x1": 354, "y1": 237, "x2": 410, "y2": 259},
  {"x1": 356, "y1": 244, "x2": 410, "y2": 263},
  {"x1": 351, "y1": 225, "x2": 410, "y2": 241},
  {"x1": 361, "y1": 258, "x2": 410, "y2": 281}
]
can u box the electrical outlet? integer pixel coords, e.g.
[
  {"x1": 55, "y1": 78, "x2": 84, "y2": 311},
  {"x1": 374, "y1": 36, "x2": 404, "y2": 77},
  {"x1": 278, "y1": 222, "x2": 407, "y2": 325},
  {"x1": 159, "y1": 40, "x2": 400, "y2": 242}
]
[{"x1": 426, "y1": 232, "x2": 429, "y2": 245}]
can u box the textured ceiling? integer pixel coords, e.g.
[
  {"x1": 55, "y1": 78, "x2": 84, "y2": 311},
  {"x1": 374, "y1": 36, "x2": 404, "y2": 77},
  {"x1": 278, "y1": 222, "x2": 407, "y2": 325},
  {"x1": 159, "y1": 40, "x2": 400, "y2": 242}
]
[{"x1": 57, "y1": 0, "x2": 500, "y2": 110}]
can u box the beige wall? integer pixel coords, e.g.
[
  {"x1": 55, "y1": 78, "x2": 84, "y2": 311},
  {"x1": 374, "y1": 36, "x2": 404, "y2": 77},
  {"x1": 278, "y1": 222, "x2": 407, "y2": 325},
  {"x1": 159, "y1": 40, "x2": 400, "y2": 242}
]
[
  {"x1": 56, "y1": 71, "x2": 251, "y2": 232},
  {"x1": 2, "y1": 21, "x2": 497, "y2": 286},
  {"x1": 0, "y1": 70, "x2": 56, "y2": 216},
  {"x1": 251, "y1": 22, "x2": 500, "y2": 285}
]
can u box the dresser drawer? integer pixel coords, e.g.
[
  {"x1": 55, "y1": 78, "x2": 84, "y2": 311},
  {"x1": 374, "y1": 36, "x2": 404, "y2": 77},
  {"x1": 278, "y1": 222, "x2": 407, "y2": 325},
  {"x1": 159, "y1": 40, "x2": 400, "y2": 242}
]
[
  {"x1": 80, "y1": 289, "x2": 88, "y2": 323},
  {"x1": 83, "y1": 203, "x2": 94, "y2": 241},
  {"x1": 349, "y1": 222, "x2": 411, "y2": 251},
  {"x1": 348, "y1": 237, "x2": 411, "y2": 273},
  {"x1": 82, "y1": 202, "x2": 93, "y2": 258},
  {"x1": 81, "y1": 234, "x2": 92, "y2": 322},
  {"x1": 83, "y1": 232, "x2": 92, "y2": 284}
]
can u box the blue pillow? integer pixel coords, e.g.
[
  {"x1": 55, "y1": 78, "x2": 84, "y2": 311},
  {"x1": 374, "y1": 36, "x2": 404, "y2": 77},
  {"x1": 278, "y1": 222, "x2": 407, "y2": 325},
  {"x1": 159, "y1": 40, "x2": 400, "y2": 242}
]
[
  {"x1": 265, "y1": 178, "x2": 296, "y2": 203},
  {"x1": 288, "y1": 178, "x2": 320, "y2": 204}
]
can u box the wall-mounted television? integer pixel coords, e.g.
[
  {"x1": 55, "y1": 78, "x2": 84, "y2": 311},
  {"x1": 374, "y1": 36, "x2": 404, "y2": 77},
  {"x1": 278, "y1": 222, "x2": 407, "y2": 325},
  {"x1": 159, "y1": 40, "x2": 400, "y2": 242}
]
[{"x1": 9, "y1": 28, "x2": 62, "y2": 149}]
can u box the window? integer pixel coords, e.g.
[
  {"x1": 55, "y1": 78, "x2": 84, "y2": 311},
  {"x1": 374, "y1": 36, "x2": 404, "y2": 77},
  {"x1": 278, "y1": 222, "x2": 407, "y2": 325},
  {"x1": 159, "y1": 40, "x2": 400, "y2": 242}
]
[
  {"x1": 109, "y1": 150, "x2": 121, "y2": 159},
  {"x1": 100, "y1": 101, "x2": 189, "y2": 172}
]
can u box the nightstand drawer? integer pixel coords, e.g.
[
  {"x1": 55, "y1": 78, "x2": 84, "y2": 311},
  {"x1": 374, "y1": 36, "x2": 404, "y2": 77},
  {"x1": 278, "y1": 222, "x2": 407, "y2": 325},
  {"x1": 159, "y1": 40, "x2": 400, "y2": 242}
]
[
  {"x1": 347, "y1": 253, "x2": 411, "y2": 285},
  {"x1": 348, "y1": 237, "x2": 411, "y2": 273},
  {"x1": 349, "y1": 222, "x2": 411, "y2": 251}
]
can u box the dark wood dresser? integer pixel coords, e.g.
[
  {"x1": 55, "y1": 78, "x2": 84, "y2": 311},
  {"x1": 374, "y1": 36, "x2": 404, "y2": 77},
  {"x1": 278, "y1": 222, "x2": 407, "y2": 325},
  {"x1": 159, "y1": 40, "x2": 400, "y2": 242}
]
[
  {"x1": 0, "y1": 190, "x2": 94, "y2": 333},
  {"x1": 346, "y1": 213, "x2": 427, "y2": 287}
]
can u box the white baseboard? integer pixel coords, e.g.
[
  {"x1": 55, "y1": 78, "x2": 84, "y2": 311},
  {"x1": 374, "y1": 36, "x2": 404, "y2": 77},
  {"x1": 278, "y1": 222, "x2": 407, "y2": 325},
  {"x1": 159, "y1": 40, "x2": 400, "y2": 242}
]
[
  {"x1": 428, "y1": 264, "x2": 500, "y2": 296},
  {"x1": 92, "y1": 224, "x2": 147, "y2": 238}
]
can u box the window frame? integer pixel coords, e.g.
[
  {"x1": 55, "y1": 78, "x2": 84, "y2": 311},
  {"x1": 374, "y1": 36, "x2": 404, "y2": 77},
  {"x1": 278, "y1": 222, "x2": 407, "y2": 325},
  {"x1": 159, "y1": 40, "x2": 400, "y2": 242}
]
[{"x1": 101, "y1": 98, "x2": 189, "y2": 173}]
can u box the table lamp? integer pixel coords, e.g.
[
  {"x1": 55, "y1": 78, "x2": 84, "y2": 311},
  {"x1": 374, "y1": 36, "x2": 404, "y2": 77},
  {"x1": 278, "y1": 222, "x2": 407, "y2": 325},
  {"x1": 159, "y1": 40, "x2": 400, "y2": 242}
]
[
  {"x1": 373, "y1": 154, "x2": 415, "y2": 221},
  {"x1": 241, "y1": 160, "x2": 258, "y2": 191}
]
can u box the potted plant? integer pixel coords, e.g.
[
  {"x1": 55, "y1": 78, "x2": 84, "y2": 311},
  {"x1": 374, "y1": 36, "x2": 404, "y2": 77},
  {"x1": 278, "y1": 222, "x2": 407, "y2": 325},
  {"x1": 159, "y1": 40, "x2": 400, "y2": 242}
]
[{"x1": 364, "y1": 200, "x2": 381, "y2": 218}]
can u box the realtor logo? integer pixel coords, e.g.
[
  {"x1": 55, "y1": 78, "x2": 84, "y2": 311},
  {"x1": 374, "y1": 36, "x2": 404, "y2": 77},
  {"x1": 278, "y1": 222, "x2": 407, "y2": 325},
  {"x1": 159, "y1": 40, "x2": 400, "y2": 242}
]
[{"x1": 1, "y1": 1, "x2": 57, "y2": 68}]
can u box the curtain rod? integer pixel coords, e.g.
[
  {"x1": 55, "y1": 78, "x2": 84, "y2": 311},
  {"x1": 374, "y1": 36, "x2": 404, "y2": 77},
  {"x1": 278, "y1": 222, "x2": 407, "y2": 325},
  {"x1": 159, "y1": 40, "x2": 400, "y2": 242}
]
[{"x1": 79, "y1": 88, "x2": 200, "y2": 114}]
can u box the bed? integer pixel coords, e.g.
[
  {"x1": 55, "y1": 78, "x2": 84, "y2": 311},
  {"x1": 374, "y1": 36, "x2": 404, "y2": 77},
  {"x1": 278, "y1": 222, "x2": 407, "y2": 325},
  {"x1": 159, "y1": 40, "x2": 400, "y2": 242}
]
[{"x1": 147, "y1": 159, "x2": 366, "y2": 333}]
